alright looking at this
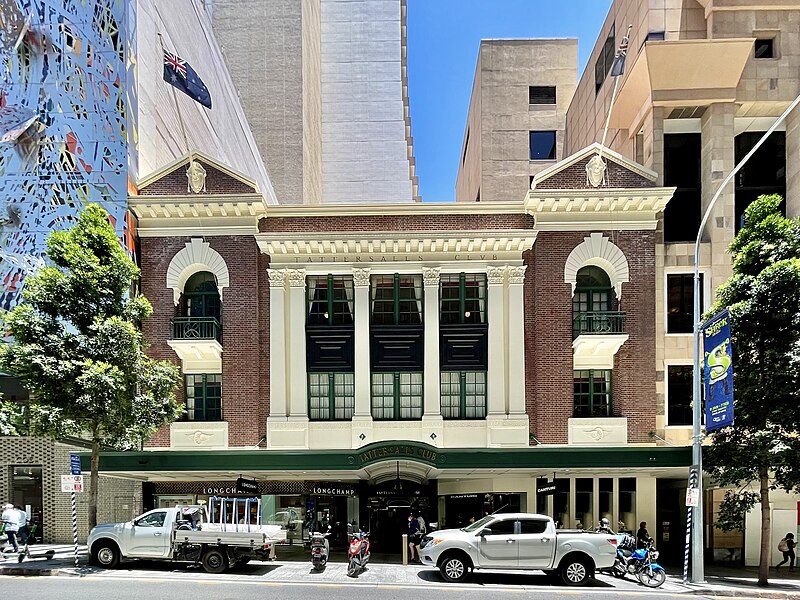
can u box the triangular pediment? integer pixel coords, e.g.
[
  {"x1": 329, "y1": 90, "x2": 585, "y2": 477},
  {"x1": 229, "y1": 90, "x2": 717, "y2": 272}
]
[
  {"x1": 136, "y1": 151, "x2": 258, "y2": 196},
  {"x1": 531, "y1": 143, "x2": 657, "y2": 191}
]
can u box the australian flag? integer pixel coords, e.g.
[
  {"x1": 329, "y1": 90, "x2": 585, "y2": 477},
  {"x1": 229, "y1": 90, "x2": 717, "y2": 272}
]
[{"x1": 163, "y1": 51, "x2": 212, "y2": 109}]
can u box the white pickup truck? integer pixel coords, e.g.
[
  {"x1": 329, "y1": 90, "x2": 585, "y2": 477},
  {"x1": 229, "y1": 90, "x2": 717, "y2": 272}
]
[
  {"x1": 88, "y1": 506, "x2": 285, "y2": 573},
  {"x1": 420, "y1": 513, "x2": 617, "y2": 586}
]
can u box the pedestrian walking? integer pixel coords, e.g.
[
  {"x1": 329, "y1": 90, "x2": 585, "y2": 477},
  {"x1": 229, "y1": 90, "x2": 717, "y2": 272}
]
[
  {"x1": 14, "y1": 506, "x2": 29, "y2": 545},
  {"x1": 1, "y1": 503, "x2": 19, "y2": 553},
  {"x1": 415, "y1": 512, "x2": 427, "y2": 557},
  {"x1": 407, "y1": 513, "x2": 420, "y2": 562},
  {"x1": 775, "y1": 532, "x2": 796, "y2": 571}
]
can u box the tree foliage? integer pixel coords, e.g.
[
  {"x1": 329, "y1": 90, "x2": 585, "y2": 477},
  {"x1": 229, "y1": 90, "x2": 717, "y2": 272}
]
[
  {"x1": 0, "y1": 205, "x2": 182, "y2": 527},
  {"x1": 703, "y1": 195, "x2": 800, "y2": 584}
]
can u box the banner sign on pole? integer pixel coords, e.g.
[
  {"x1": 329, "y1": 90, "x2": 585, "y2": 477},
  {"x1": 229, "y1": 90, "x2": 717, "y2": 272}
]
[
  {"x1": 702, "y1": 308, "x2": 734, "y2": 431},
  {"x1": 235, "y1": 477, "x2": 258, "y2": 494},
  {"x1": 536, "y1": 481, "x2": 557, "y2": 495}
]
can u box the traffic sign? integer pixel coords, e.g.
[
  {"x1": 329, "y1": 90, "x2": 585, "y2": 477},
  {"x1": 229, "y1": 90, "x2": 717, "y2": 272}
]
[
  {"x1": 70, "y1": 453, "x2": 81, "y2": 475},
  {"x1": 61, "y1": 474, "x2": 84, "y2": 493},
  {"x1": 685, "y1": 487, "x2": 699, "y2": 507}
]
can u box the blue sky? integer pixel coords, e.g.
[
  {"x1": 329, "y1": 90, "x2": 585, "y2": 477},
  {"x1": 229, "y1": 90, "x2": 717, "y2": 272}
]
[{"x1": 406, "y1": 0, "x2": 612, "y2": 202}]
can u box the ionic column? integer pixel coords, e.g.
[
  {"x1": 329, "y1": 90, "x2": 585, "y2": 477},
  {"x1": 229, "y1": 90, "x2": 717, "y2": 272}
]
[
  {"x1": 486, "y1": 266, "x2": 507, "y2": 416},
  {"x1": 507, "y1": 266, "x2": 527, "y2": 417},
  {"x1": 286, "y1": 269, "x2": 308, "y2": 420},
  {"x1": 267, "y1": 269, "x2": 287, "y2": 418},
  {"x1": 422, "y1": 268, "x2": 443, "y2": 432},
  {"x1": 352, "y1": 268, "x2": 372, "y2": 420}
]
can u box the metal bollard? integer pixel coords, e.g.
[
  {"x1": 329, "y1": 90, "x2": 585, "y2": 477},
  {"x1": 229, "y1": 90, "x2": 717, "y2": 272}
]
[{"x1": 402, "y1": 533, "x2": 408, "y2": 565}]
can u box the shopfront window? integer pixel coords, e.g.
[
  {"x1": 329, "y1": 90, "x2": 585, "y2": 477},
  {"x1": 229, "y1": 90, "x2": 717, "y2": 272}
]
[
  {"x1": 575, "y1": 478, "x2": 594, "y2": 531},
  {"x1": 619, "y1": 477, "x2": 636, "y2": 534},
  {"x1": 11, "y1": 466, "x2": 42, "y2": 542}
]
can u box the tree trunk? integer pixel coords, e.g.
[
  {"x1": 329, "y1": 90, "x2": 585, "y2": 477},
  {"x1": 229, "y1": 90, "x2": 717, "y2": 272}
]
[
  {"x1": 89, "y1": 437, "x2": 100, "y2": 530},
  {"x1": 758, "y1": 466, "x2": 771, "y2": 586}
]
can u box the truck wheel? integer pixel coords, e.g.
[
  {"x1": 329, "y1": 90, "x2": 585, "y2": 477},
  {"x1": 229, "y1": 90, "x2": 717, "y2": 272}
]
[
  {"x1": 439, "y1": 553, "x2": 470, "y2": 583},
  {"x1": 92, "y1": 542, "x2": 120, "y2": 569},
  {"x1": 560, "y1": 556, "x2": 592, "y2": 586},
  {"x1": 202, "y1": 549, "x2": 228, "y2": 574}
]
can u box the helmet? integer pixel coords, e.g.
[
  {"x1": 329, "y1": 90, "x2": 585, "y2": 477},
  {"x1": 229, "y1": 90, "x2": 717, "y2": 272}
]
[{"x1": 600, "y1": 518, "x2": 610, "y2": 526}]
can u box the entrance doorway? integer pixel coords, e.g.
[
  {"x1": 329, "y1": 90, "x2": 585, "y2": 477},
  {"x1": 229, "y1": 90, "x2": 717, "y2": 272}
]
[
  {"x1": 11, "y1": 466, "x2": 43, "y2": 542},
  {"x1": 366, "y1": 479, "x2": 432, "y2": 553}
]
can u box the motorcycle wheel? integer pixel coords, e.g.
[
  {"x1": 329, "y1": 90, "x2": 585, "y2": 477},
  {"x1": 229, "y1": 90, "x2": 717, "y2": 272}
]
[
  {"x1": 347, "y1": 560, "x2": 359, "y2": 578},
  {"x1": 638, "y1": 567, "x2": 666, "y2": 588}
]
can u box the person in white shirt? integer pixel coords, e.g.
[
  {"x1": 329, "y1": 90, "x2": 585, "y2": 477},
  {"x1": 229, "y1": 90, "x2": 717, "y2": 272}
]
[
  {"x1": 1, "y1": 503, "x2": 19, "y2": 552},
  {"x1": 14, "y1": 507, "x2": 29, "y2": 545}
]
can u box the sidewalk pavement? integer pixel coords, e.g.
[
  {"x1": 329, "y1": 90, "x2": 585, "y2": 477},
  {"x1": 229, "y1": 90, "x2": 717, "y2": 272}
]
[{"x1": 2, "y1": 544, "x2": 799, "y2": 598}]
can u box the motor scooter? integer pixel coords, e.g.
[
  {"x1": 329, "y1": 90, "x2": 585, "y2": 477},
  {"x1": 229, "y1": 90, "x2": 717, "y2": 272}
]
[
  {"x1": 346, "y1": 530, "x2": 370, "y2": 578},
  {"x1": 310, "y1": 526, "x2": 331, "y2": 571}
]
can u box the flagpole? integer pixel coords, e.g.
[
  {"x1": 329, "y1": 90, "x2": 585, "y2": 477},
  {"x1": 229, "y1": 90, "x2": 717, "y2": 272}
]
[
  {"x1": 157, "y1": 33, "x2": 192, "y2": 156},
  {"x1": 597, "y1": 25, "x2": 632, "y2": 165}
]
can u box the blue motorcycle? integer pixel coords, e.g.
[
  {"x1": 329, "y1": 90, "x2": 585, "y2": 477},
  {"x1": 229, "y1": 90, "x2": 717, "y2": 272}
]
[{"x1": 630, "y1": 540, "x2": 666, "y2": 588}]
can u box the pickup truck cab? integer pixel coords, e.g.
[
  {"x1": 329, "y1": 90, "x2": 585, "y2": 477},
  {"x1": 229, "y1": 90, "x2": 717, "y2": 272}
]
[
  {"x1": 88, "y1": 505, "x2": 285, "y2": 574},
  {"x1": 419, "y1": 513, "x2": 616, "y2": 586}
]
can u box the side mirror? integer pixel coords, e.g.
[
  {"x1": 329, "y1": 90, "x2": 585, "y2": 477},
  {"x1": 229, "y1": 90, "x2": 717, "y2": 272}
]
[{"x1": 480, "y1": 528, "x2": 492, "y2": 537}]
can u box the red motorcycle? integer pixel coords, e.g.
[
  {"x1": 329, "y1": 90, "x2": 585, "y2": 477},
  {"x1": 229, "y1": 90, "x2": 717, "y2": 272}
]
[{"x1": 346, "y1": 530, "x2": 370, "y2": 578}]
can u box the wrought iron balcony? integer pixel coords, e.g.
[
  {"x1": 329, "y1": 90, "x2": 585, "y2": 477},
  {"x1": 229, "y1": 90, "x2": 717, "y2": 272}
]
[
  {"x1": 170, "y1": 317, "x2": 221, "y2": 343},
  {"x1": 572, "y1": 311, "x2": 626, "y2": 339}
]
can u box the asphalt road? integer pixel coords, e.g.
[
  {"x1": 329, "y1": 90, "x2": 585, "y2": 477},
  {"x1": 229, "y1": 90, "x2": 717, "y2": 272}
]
[{"x1": 2, "y1": 576, "x2": 697, "y2": 600}]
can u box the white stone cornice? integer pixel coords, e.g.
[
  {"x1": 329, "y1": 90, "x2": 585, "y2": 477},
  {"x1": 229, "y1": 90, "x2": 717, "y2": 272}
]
[
  {"x1": 267, "y1": 268, "x2": 286, "y2": 289},
  {"x1": 422, "y1": 267, "x2": 441, "y2": 286},
  {"x1": 265, "y1": 202, "x2": 525, "y2": 218},
  {"x1": 256, "y1": 231, "x2": 538, "y2": 266},
  {"x1": 508, "y1": 265, "x2": 527, "y2": 285},
  {"x1": 525, "y1": 187, "x2": 676, "y2": 232},
  {"x1": 286, "y1": 268, "x2": 306, "y2": 288},
  {"x1": 129, "y1": 193, "x2": 267, "y2": 235},
  {"x1": 352, "y1": 268, "x2": 370, "y2": 288},
  {"x1": 486, "y1": 266, "x2": 506, "y2": 285}
]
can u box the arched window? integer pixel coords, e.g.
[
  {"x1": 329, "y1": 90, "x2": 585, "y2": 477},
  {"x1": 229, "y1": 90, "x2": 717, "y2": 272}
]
[
  {"x1": 181, "y1": 271, "x2": 221, "y2": 322},
  {"x1": 572, "y1": 266, "x2": 614, "y2": 337}
]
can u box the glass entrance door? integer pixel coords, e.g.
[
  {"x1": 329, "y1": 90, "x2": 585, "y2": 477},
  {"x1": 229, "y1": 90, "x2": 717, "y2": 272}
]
[{"x1": 12, "y1": 466, "x2": 43, "y2": 542}]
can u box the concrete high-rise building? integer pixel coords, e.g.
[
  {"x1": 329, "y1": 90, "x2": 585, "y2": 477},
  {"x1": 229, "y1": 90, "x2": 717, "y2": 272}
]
[
  {"x1": 454, "y1": 39, "x2": 578, "y2": 202},
  {"x1": 211, "y1": 0, "x2": 419, "y2": 204}
]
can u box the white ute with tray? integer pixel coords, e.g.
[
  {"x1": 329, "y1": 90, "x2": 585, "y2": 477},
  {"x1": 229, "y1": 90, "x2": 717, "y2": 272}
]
[
  {"x1": 419, "y1": 513, "x2": 617, "y2": 586},
  {"x1": 88, "y1": 501, "x2": 285, "y2": 573}
]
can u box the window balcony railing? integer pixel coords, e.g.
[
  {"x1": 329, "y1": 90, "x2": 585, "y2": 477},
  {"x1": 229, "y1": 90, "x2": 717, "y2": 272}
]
[
  {"x1": 170, "y1": 317, "x2": 221, "y2": 343},
  {"x1": 572, "y1": 311, "x2": 626, "y2": 338}
]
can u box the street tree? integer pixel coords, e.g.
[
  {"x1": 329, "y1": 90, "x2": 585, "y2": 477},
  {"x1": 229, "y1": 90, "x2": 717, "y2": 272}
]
[
  {"x1": 0, "y1": 205, "x2": 182, "y2": 528},
  {"x1": 704, "y1": 195, "x2": 800, "y2": 586}
]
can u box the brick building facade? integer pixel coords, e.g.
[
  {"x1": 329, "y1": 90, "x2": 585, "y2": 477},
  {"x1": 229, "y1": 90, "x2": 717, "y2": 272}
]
[{"x1": 81, "y1": 145, "x2": 694, "y2": 562}]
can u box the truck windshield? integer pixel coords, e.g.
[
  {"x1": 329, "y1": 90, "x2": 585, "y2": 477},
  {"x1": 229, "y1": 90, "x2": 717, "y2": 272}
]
[{"x1": 462, "y1": 515, "x2": 494, "y2": 532}]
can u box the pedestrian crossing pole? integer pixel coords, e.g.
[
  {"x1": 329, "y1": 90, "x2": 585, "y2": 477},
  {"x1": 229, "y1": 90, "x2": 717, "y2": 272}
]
[{"x1": 683, "y1": 467, "x2": 699, "y2": 583}]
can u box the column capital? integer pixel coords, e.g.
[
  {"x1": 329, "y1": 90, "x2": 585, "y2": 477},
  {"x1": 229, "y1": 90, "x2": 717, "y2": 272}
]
[
  {"x1": 508, "y1": 265, "x2": 527, "y2": 285},
  {"x1": 422, "y1": 266, "x2": 441, "y2": 287},
  {"x1": 352, "y1": 267, "x2": 371, "y2": 288},
  {"x1": 267, "y1": 268, "x2": 286, "y2": 289},
  {"x1": 286, "y1": 268, "x2": 306, "y2": 288},
  {"x1": 486, "y1": 265, "x2": 507, "y2": 285}
]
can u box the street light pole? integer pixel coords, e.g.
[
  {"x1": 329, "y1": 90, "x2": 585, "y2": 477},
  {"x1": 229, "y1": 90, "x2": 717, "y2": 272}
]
[{"x1": 690, "y1": 94, "x2": 800, "y2": 583}]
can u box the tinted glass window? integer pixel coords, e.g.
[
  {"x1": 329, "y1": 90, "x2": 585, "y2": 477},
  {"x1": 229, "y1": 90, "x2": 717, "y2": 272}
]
[
  {"x1": 667, "y1": 274, "x2": 702, "y2": 334},
  {"x1": 519, "y1": 519, "x2": 548, "y2": 534},
  {"x1": 663, "y1": 133, "x2": 701, "y2": 243},
  {"x1": 530, "y1": 131, "x2": 556, "y2": 160},
  {"x1": 485, "y1": 519, "x2": 516, "y2": 535},
  {"x1": 667, "y1": 365, "x2": 693, "y2": 426},
  {"x1": 529, "y1": 86, "x2": 556, "y2": 105},
  {"x1": 754, "y1": 38, "x2": 774, "y2": 59}
]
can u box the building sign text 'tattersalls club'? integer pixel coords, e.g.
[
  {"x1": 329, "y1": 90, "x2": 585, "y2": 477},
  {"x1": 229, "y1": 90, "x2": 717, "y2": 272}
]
[{"x1": 356, "y1": 444, "x2": 439, "y2": 465}]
